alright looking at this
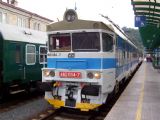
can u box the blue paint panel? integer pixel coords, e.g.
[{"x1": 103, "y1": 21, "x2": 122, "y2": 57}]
[
  {"x1": 47, "y1": 58, "x2": 116, "y2": 69},
  {"x1": 56, "y1": 60, "x2": 87, "y2": 69},
  {"x1": 103, "y1": 58, "x2": 116, "y2": 69},
  {"x1": 117, "y1": 36, "x2": 124, "y2": 50}
]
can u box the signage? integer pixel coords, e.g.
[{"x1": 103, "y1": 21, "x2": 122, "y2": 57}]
[{"x1": 135, "y1": 16, "x2": 146, "y2": 27}]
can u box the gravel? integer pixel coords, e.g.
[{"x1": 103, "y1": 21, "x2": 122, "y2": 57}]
[{"x1": 0, "y1": 98, "x2": 52, "y2": 120}]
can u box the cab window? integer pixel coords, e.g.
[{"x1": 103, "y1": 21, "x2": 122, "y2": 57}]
[
  {"x1": 39, "y1": 46, "x2": 47, "y2": 64},
  {"x1": 102, "y1": 33, "x2": 113, "y2": 52},
  {"x1": 49, "y1": 33, "x2": 71, "y2": 52}
]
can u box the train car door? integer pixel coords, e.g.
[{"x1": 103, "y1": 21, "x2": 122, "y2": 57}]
[
  {"x1": 25, "y1": 44, "x2": 37, "y2": 81},
  {"x1": 6, "y1": 42, "x2": 25, "y2": 82},
  {"x1": 15, "y1": 43, "x2": 25, "y2": 80},
  {"x1": 102, "y1": 32, "x2": 116, "y2": 93}
]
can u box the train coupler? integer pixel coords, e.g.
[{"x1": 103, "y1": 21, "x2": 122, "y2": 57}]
[
  {"x1": 81, "y1": 98, "x2": 90, "y2": 103},
  {"x1": 53, "y1": 95, "x2": 61, "y2": 100}
]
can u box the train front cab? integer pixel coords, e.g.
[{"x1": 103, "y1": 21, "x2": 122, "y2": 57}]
[
  {"x1": 42, "y1": 9, "x2": 141, "y2": 111},
  {"x1": 42, "y1": 29, "x2": 117, "y2": 111}
]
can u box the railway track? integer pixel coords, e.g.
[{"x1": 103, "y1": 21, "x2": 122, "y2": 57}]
[
  {"x1": 30, "y1": 94, "x2": 120, "y2": 120},
  {"x1": 0, "y1": 91, "x2": 43, "y2": 113},
  {"x1": 30, "y1": 76, "x2": 134, "y2": 120},
  {"x1": 30, "y1": 63, "x2": 141, "y2": 120}
]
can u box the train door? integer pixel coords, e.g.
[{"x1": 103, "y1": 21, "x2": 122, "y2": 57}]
[
  {"x1": 14, "y1": 43, "x2": 25, "y2": 81},
  {"x1": 102, "y1": 32, "x2": 116, "y2": 93},
  {"x1": 25, "y1": 44, "x2": 38, "y2": 81},
  {"x1": 7, "y1": 42, "x2": 25, "y2": 82}
]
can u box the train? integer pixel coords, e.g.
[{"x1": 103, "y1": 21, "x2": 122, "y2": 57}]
[
  {"x1": 0, "y1": 23, "x2": 47, "y2": 100},
  {"x1": 42, "y1": 9, "x2": 142, "y2": 111},
  {"x1": 152, "y1": 49, "x2": 160, "y2": 69}
]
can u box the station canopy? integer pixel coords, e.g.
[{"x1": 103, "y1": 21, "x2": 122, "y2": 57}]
[{"x1": 132, "y1": 0, "x2": 160, "y2": 50}]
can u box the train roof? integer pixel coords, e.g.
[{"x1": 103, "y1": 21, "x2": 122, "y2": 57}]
[
  {"x1": 0, "y1": 23, "x2": 47, "y2": 44},
  {"x1": 47, "y1": 19, "x2": 137, "y2": 48},
  {"x1": 47, "y1": 9, "x2": 137, "y2": 49},
  {"x1": 47, "y1": 19, "x2": 114, "y2": 32}
]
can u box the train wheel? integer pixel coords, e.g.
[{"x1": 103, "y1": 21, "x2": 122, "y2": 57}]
[
  {"x1": 106, "y1": 91, "x2": 114, "y2": 103},
  {"x1": 0, "y1": 92, "x2": 3, "y2": 103},
  {"x1": 0, "y1": 92, "x2": 5, "y2": 103},
  {"x1": 24, "y1": 83, "x2": 31, "y2": 94},
  {"x1": 0, "y1": 86, "x2": 9, "y2": 103},
  {"x1": 114, "y1": 81, "x2": 119, "y2": 95}
]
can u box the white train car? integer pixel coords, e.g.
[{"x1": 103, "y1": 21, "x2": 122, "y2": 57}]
[{"x1": 42, "y1": 9, "x2": 140, "y2": 111}]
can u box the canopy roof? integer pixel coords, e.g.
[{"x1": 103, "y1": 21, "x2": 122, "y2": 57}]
[{"x1": 132, "y1": 0, "x2": 160, "y2": 50}]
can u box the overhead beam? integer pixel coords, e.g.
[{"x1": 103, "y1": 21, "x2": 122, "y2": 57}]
[
  {"x1": 135, "y1": 12, "x2": 160, "y2": 18},
  {"x1": 132, "y1": 1, "x2": 160, "y2": 7},
  {"x1": 134, "y1": 7, "x2": 160, "y2": 13}
]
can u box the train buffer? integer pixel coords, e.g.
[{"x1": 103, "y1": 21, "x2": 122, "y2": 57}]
[{"x1": 104, "y1": 62, "x2": 160, "y2": 120}]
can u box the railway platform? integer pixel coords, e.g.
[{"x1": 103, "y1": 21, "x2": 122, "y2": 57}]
[{"x1": 104, "y1": 62, "x2": 160, "y2": 120}]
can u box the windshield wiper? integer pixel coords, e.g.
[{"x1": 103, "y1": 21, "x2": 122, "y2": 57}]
[{"x1": 74, "y1": 49, "x2": 99, "y2": 51}]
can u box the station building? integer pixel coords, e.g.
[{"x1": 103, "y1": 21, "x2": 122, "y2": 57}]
[{"x1": 0, "y1": 0, "x2": 53, "y2": 31}]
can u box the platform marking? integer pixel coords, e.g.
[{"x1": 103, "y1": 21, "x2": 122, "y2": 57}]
[{"x1": 135, "y1": 63, "x2": 146, "y2": 120}]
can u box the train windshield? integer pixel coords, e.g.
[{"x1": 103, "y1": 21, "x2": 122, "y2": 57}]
[
  {"x1": 49, "y1": 33, "x2": 71, "y2": 52},
  {"x1": 72, "y1": 32, "x2": 100, "y2": 52},
  {"x1": 48, "y1": 32, "x2": 100, "y2": 52}
]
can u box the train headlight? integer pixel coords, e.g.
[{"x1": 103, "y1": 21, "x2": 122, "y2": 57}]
[
  {"x1": 87, "y1": 72, "x2": 101, "y2": 79},
  {"x1": 94, "y1": 72, "x2": 101, "y2": 79},
  {"x1": 43, "y1": 70, "x2": 55, "y2": 77},
  {"x1": 50, "y1": 71, "x2": 55, "y2": 77},
  {"x1": 43, "y1": 70, "x2": 50, "y2": 77},
  {"x1": 87, "y1": 72, "x2": 94, "y2": 79},
  {"x1": 63, "y1": 9, "x2": 78, "y2": 22}
]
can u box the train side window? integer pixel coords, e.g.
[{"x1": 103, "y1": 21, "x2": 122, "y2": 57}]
[
  {"x1": 15, "y1": 45, "x2": 21, "y2": 63},
  {"x1": 26, "y1": 44, "x2": 36, "y2": 65},
  {"x1": 102, "y1": 33, "x2": 113, "y2": 52},
  {"x1": 39, "y1": 46, "x2": 47, "y2": 64}
]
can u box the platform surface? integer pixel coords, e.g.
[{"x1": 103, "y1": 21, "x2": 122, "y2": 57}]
[{"x1": 104, "y1": 62, "x2": 160, "y2": 120}]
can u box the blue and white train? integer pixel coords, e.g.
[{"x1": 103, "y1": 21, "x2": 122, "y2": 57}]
[{"x1": 42, "y1": 9, "x2": 141, "y2": 111}]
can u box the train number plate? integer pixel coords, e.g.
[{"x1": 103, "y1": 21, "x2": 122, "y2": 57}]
[{"x1": 59, "y1": 72, "x2": 81, "y2": 78}]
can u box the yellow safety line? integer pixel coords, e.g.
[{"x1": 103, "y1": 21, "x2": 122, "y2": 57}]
[{"x1": 135, "y1": 63, "x2": 146, "y2": 120}]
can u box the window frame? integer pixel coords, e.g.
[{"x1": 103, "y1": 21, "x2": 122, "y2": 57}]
[
  {"x1": 0, "y1": 12, "x2": 7, "y2": 24},
  {"x1": 39, "y1": 45, "x2": 47, "y2": 64},
  {"x1": 49, "y1": 33, "x2": 71, "y2": 52},
  {"x1": 102, "y1": 32, "x2": 114, "y2": 52},
  {"x1": 72, "y1": 32, "x2": 100, "y2": 52},
  {"x1": 0, "y1": 12, "x2": 2, "y2": 23},
  {"x1": 15, "y1": 45, "x2": 21, "y2": 63},
  {"x1": 25, "y1": 44, "x2": 36, "y2": 65}
]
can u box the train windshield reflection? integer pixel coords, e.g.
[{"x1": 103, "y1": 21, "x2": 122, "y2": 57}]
[
  {"x1": 72, "y1": 32, "x2": 100, "y2": 52},
  {"x1": 49, "y1": 32, "x2": 100, "y2": 52},
  {"x1": 49, "y1": 33, "x2": 71, "y2": 52}
]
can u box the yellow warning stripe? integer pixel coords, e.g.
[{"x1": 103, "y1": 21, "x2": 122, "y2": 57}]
[{"x1": 135, "y1": 63, "x2": 146, "y2": 120}]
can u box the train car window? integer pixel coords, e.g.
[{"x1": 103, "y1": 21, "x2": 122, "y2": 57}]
[
  {"x1": 102, "y1": 33, "x2": 113, "y2": 52},
  {"x1": 26, "y1": 44, "x2": 36, "y2": 65},
  {"x1": 39, "y1": 46, "x2": 47, "y2": 64},
  {"x1": 15, "y1": 45, "x2": 21, "y2": 63},
  {"x1": 49, "y1": 33, "x2": 71, "y2": 52},
  {"x1": 72, "y1": 32, "x2": 100, "y2": 52}
]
